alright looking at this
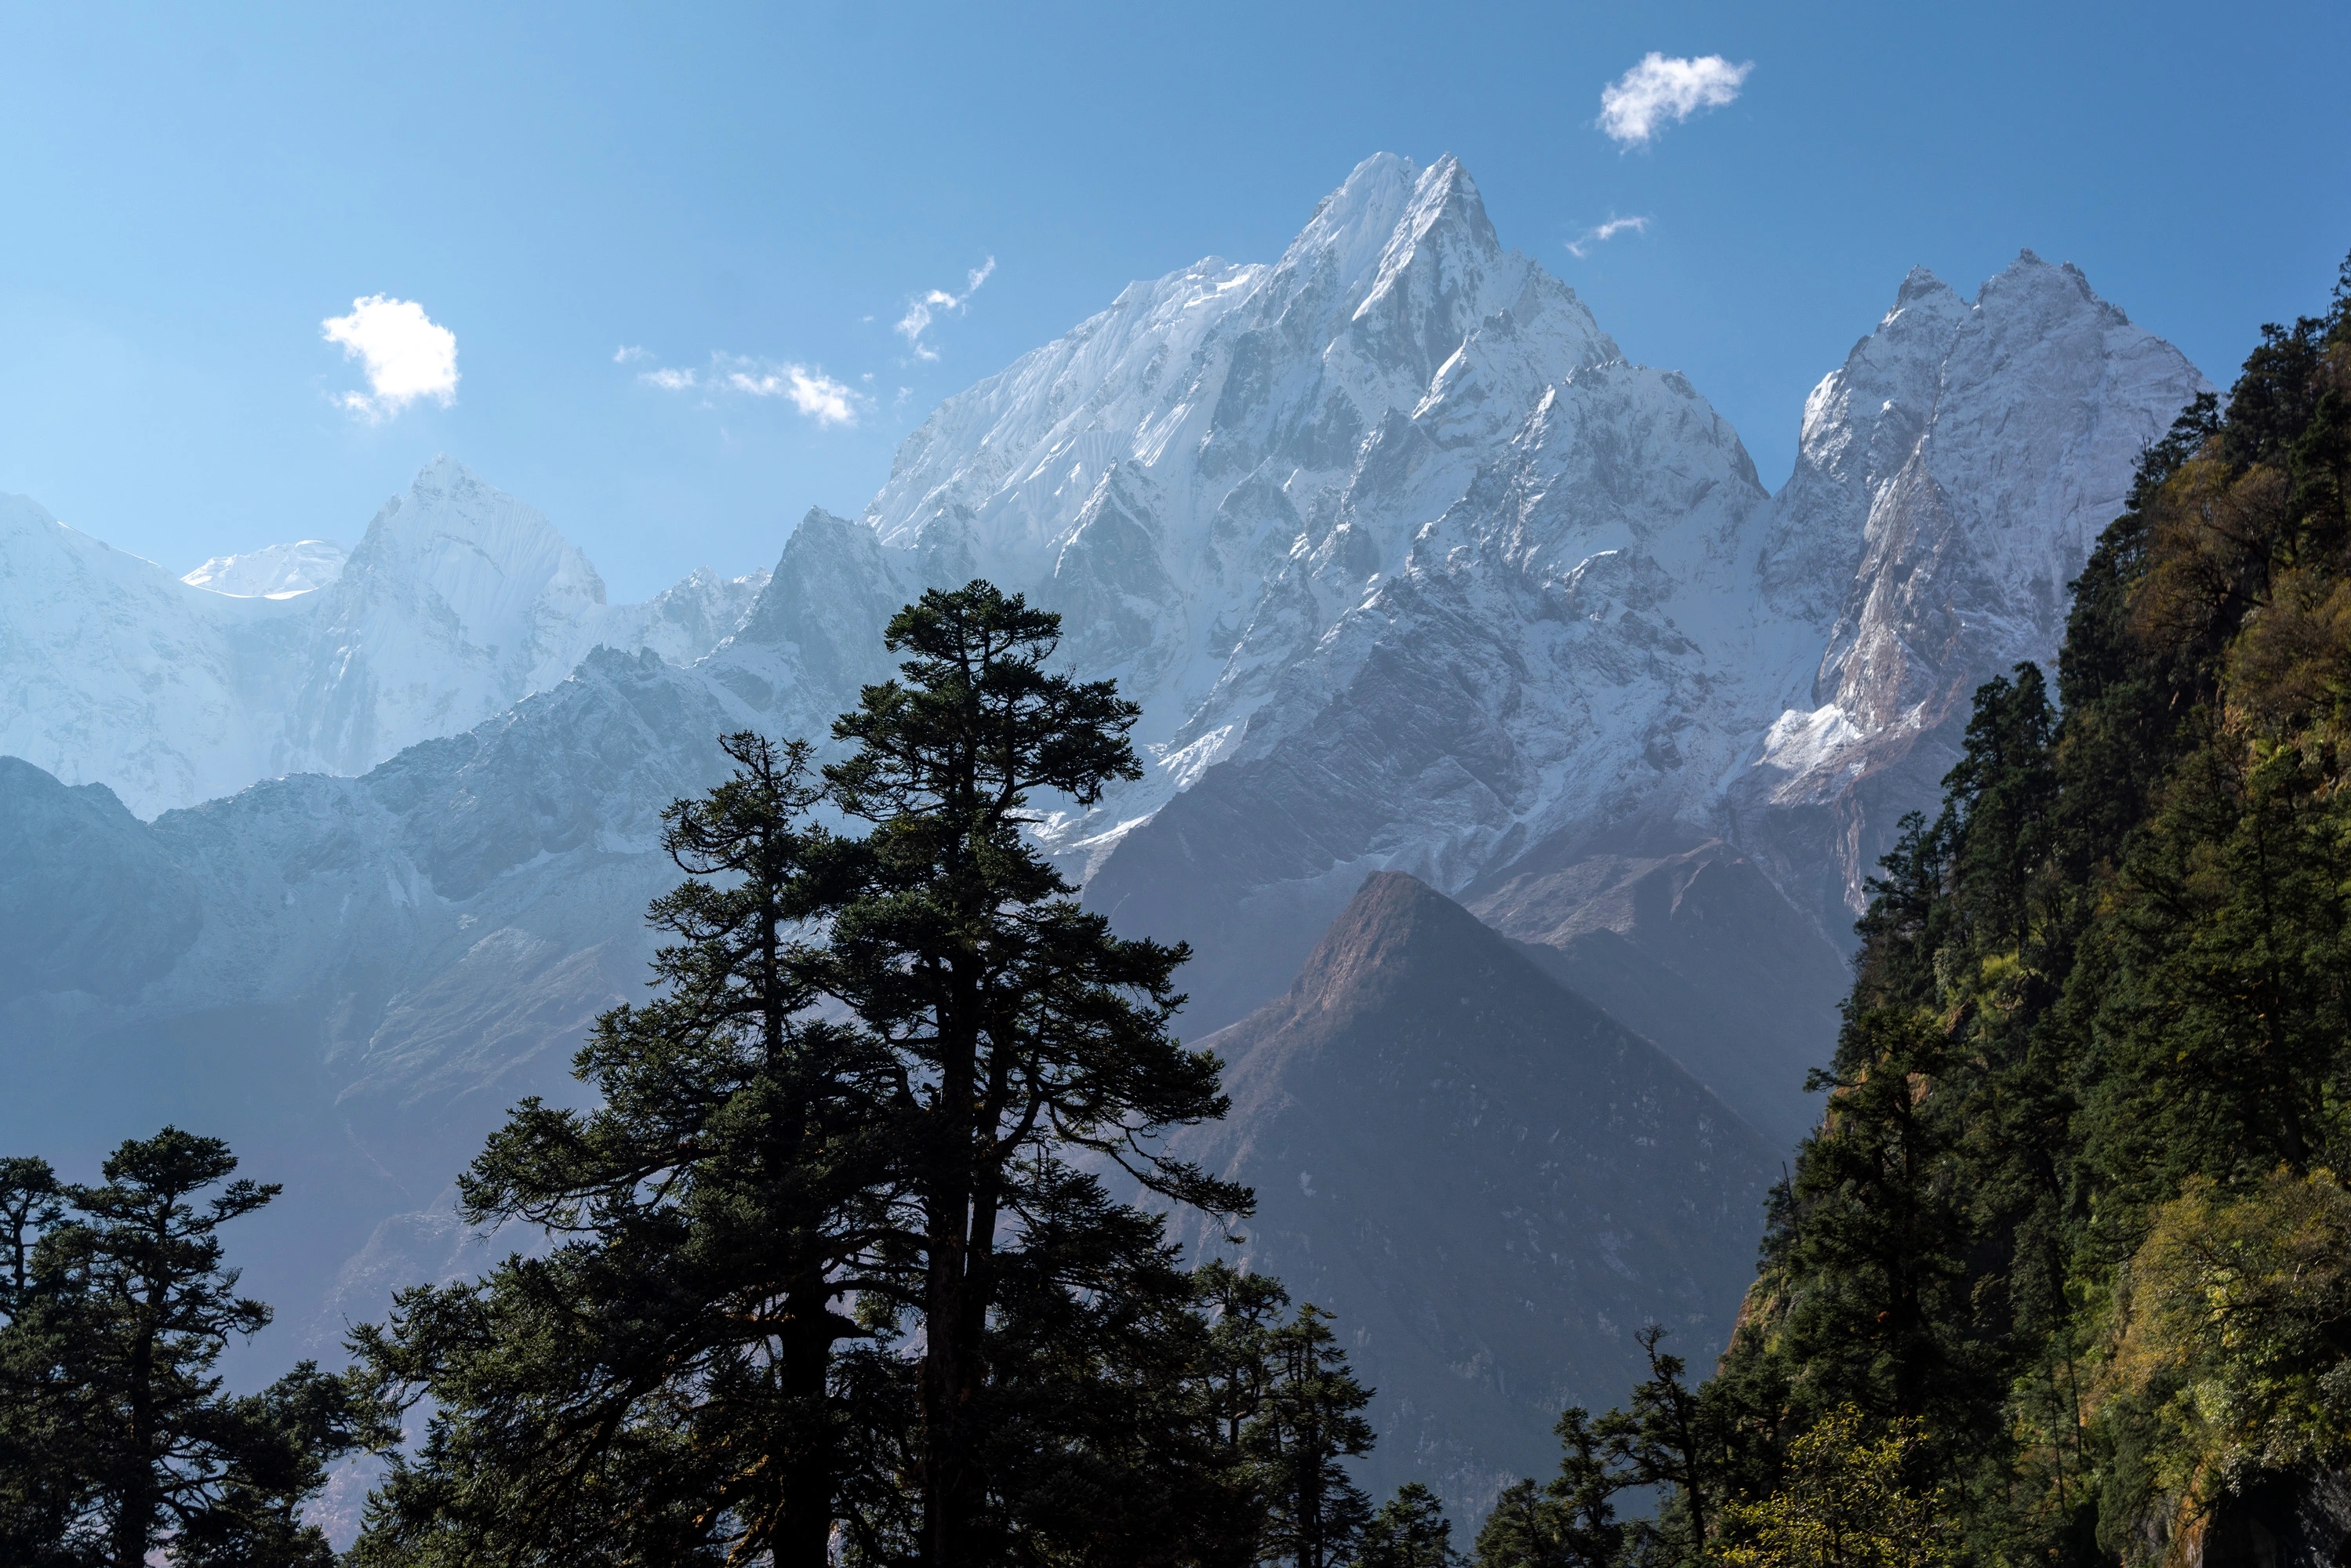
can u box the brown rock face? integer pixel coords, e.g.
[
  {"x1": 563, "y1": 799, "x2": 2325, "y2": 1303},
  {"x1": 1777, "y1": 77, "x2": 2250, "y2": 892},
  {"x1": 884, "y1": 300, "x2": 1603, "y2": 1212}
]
[{"x1": 1161, "y1": 871, "x2": 1777, "y2": 1516}]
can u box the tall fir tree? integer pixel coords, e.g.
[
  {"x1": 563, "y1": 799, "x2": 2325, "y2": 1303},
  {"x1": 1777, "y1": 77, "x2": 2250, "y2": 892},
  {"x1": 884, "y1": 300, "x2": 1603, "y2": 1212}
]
[
  {"x1": 1245, "y1": 1302, "x2": 1374, "y2": 1568},
  {"x1": 0, "y1": 1131, "x2": 357, "y2": 1567},
  {"x1": 816, "y1": 582, "x2": 1248, "y2": 1566},
  {"x1": 351, "y1": 734, "x2": 907, "y2": 1568}
]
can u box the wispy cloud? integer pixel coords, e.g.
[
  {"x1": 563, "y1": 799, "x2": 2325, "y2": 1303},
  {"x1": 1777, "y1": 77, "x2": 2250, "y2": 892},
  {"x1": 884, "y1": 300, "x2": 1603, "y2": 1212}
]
[
  {"x1": 1598, "y1": 53, "x2": 1752, "y2": 147},
  {"x1": 612, "y1": 344, "x2": 650, "y2": 364},
  {"x1": 1565, "y1": 216, "x2": 1652, "y2": 258},
  {"x1": 895, "y1": 256, "x2": 996, "y2": 361},
  {"x1": 636, "y1": 354, "x2": 866, "y2": 426},
  {"x1": 322, "y1": 296, "x2": 458, "y2": 420}
]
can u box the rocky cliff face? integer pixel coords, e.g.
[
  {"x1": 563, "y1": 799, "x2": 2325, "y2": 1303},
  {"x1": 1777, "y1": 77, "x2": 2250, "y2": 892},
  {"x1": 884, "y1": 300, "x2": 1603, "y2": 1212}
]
[
  {"x1": 1162, "y1": 872, "x2": 1775, "y2": 1512},
  {"x1": 1731, "y1": 255, "x2": 2211, "y2": 930}
]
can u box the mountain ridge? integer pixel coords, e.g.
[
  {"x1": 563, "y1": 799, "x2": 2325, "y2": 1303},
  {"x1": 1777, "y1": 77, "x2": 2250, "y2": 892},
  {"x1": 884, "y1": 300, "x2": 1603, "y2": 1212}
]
[{"x1": 0, "y1": 457, "x2": 769, "y2": 816}]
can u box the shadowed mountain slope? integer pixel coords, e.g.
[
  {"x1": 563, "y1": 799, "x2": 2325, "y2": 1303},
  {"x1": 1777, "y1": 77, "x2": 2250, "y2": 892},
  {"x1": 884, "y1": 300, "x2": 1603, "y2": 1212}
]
[
  {"x1": 1160, "y1": 871, "x2": 1777, "y2": 1515},
  {"x1": 1464, "y1": 835, "x2": 1846, "y2": 1151}
]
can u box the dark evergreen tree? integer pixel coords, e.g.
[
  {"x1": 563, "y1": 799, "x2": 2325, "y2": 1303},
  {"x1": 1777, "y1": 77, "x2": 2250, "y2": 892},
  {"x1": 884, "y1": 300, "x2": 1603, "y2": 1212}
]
[
  {"x1": 353, "y1": 591, "x2": 1268, "y2": 1565},
  {"x1": 0, "y1": 1131, "x2": 357, "y2": 1567},
  {"x1": 350, "y1": 734, "x2": 906, "y2": 1568},
  {"x1": 1470, "y1": 1409, "x2": 1622, "y2": 1568},
  {"x1": 960, "y1": 1167, "x2": 1263, "y2": 1568},
  {"x1": 0, "y1": 1156, "x2": 78, "y2": 1566},
  {"x1": 816, "y1": 581, "x2": 1248, "y2": 1566},
  {"x1": 1352, "y1": 1483, "x2": 1459, "y2": 1568},
  {"x1": 1246, "y1": 1302, "x2": 1373, "y2": 1568}
]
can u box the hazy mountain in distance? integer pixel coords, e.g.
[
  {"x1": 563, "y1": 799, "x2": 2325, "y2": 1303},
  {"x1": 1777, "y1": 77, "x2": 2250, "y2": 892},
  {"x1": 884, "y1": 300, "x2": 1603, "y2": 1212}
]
[
  {"x1": 1464, "y1": 837, "x2": 1848, "y2": 1152},
  {"x1": 183, "y1": 538, "x2": 348, "y2": 597},
  {"x1": 0, "y1": 458, "x2": 768, "y2": 816}
]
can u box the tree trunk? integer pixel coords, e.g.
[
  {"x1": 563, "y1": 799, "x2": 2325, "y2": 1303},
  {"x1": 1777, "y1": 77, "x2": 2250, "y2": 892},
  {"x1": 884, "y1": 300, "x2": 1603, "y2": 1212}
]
[
  {"x1": 776, "y1": 1290, "x2": 839, "y2": 1568},
  {"x1": 922, "y1": 996, "x2": 980, "y2": 1568}
]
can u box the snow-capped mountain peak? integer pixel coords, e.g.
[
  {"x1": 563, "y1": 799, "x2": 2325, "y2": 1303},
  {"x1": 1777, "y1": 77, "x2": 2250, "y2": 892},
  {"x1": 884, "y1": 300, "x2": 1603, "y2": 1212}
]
[
  {"x1": 0, "y1": 458, "x2": 776, "y2": 815},
  {"x1": 1736, "y1": 248, "x2": 2211, "y2": 927},
  {"x1": 183, "y1": 539, "x2": 348, "y2": 598}
]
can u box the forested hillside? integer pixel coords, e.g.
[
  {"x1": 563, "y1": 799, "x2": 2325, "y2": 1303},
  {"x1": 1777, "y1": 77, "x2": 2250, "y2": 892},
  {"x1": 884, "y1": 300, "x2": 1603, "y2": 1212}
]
[{"x1": 1492, "y1": 256, "x2": 2351, "y2": 1566}]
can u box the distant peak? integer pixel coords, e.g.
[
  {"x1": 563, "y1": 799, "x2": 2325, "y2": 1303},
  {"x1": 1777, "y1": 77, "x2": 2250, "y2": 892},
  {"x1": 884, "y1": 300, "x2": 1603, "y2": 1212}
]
[
  {"x1": 1334, "y1": 151, "x2": 1420, "y2": 199},
  {"x1": 1896, "y1": 265, "x2": 1952, "y2": 304},
  {"x1": 1288, "y1": 153, "x2": 1420, "y2": 263},
  {"x1": 1403, "y1": 151, "x2": 1495, "y2": 243},
  {"x1": 1976, "y1": 248, "x2": 2120, "y2": 320},
  {"x1": 410, "y1": 452, "x2": 483, "y2": 493}
]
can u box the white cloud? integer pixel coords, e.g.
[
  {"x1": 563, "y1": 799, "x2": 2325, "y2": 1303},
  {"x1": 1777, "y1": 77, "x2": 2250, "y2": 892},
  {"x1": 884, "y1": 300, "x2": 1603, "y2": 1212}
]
[
  {"x1": 726, "y1": 362, "x2": 861, "y2": 426},
  {"x1": 895, "y1": 256, "x2": 996, "y2": 361},
  {"x1": 1597, "y1": 53, "x2": 1752, "y2": 147},
  {"x1": 613, "y1": 344, "x2": 650, "y2": 363},
  {"x1": 1565, "y1": 215, "x2": 1652, "y2": 258},
  {"x1": 637, "y1": 354, "x2": 865, "y2": 426},
  {"x1": 321, "y1": 296, "x2": 458, "y2": 420}
]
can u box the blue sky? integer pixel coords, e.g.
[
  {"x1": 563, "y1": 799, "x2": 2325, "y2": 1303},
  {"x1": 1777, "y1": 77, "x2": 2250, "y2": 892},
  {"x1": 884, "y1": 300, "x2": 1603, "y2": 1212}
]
[{"x1": 2, "y1": 0, "x2": 2345, "y2": 600}]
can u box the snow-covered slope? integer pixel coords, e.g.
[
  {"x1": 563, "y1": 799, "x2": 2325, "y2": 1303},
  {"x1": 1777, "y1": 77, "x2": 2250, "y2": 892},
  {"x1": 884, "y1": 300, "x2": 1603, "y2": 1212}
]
[
  {"x1": 1729, "y1": 254, "x2": 2212, "y2": 928},
  {"x1": 0, "y1": 492, "x2": 303, "y2": 811},
  {"x1": 726, "y1": 154, "x2": 2204, "y2": 1023},
  {"x1": 0, "y1": 459, "x2": 769, "y2": 816},
  {"x1": 184, "y1": 538, "x2": 348, "y2": 597}
]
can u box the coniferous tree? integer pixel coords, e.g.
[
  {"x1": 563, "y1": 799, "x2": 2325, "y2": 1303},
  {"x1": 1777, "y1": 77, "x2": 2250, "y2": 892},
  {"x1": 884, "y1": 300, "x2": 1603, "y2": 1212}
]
[
  {"x1": 0, "y1": 1131, "x2": 357, "y2": 1568},
  {"x1": 354, "y1": 590, "x2": 1263, "y2": 1565},
  {"x1": 1352, "y1": 1483, "x2": 1459, "y2": 1568},
  {"x1": 816, "y1": 581, "x2": 1249, "y2": 1566},
  {"x1": 351, "y1": 734, "x2": 906, "y2": 1568},
  {"x1": 1247, "y1": 1302, "x2": 1374, "y2": 1568},
  {"x1": 0, "y1": 1156, "x2": 77, "y2": 1565}
]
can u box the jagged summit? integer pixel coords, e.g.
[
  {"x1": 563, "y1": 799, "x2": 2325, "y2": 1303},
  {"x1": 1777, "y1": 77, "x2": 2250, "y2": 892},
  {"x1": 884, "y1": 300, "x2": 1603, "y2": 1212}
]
[
  {"x1": 1893, "y1": 263, "x2": 1952, "y2": 307},
  {"x1": 1736, "y1": 250, "x2": 2212, "y2": 929}
]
